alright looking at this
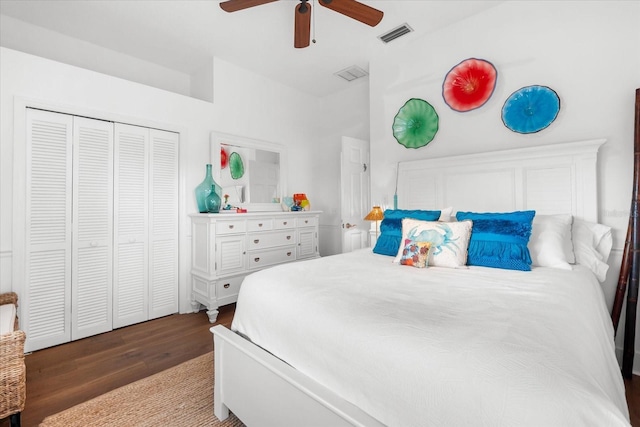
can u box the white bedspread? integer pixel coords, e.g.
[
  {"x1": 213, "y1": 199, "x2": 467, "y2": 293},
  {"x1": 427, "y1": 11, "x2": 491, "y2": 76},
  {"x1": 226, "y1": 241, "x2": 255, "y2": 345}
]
[{"x1": 231, "y1": 249, "x2": 629, "y2": 426}]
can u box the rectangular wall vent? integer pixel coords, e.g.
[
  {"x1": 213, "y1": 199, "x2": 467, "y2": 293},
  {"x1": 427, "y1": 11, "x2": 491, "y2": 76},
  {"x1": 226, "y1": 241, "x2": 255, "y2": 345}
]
[
  {"x1": 334, "y1": 65, "x2": 368, "y2": 82},
  {"x1": 378, "y1": 23, "x2": 413, "y2": 44}
]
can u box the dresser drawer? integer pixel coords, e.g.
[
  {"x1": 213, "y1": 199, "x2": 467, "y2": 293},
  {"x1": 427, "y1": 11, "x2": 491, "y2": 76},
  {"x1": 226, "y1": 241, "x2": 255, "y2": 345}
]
[
  {"x1": 248, "y1": 246, "x2": 296, "y2": 270},
  {"x1": 216, "y1": 219, "x2": 246, "y2": 235},
  {"x1": 216, "y1": 275, "x2": 244, "y2": 300},
  {"x1": 248, "y1": 230, "x2": 295, "y2": 250},
  {"x1": 296, "y1": 216, "x2": 318, "y2": 228},
  {"x1": 274, "y1": 218, "x2": 295, "y2": 229},
  {"x1": 247, "y1": 218, "x2": 273, "y2": 232}
]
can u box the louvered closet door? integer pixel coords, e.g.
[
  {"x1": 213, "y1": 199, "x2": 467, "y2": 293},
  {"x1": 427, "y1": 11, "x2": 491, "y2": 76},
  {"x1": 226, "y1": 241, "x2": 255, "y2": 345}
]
[
  {"x1": 71, "y1": 117, "x2": 114, "y2": 340},
  {"x1": 113, "y1": 123, "x2": 149, "y2": 328},
  {"x1": 149, "y1": 129, "x2": 179, "y2": 319},
  {"x1": 24, "y1": 109, "x2": 73, "y2": 352}
]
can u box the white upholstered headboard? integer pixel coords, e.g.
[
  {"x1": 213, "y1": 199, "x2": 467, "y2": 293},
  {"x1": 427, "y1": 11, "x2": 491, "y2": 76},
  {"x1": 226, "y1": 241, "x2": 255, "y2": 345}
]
[{"x1": 397, "y1": 139, "x2": 605, "y2": 222}]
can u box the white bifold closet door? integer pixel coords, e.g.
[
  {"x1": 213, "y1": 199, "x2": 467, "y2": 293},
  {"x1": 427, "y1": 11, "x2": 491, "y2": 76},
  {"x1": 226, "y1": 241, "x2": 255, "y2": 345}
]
[
  {"x1": 23, "y1": 109, "x2": 113, "y2": 351},
  {"x1": 113, "y1": 124, "x2": 178, "y2": 328},
  {"x1": 71, "y1": 117, "x2": 114, "y2": 340},
  {"x1": 21, "y1": 109, "x2": 178, "y2": 352}
]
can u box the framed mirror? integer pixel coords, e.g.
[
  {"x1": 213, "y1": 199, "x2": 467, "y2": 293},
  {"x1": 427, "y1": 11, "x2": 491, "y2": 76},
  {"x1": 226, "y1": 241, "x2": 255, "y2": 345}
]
[{"x1": 210, "y1": 131, "x2": 287, "y2": 212}]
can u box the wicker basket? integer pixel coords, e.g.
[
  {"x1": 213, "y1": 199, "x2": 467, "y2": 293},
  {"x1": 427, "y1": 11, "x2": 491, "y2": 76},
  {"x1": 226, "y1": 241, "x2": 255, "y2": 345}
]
[{"x1": 0, "y1": 292, "x2": 26, "y2": 422}]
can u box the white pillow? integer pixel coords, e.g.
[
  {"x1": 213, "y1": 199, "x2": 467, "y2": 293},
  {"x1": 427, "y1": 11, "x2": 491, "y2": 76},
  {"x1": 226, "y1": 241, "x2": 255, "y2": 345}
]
[
  {"x1": 439, "y1": 206, "x2": 454, "y2": 222},
  {"x1": 394, "y1": 218, "x2": 473, "y2": 268},
  {"x1": 529, "y1": 214, "x2": 573, "y2": 270},
  {"x1": 572, "y1": 219, "x2": 612, "y2": 282},
  {"x1": 0, "y1": 303, "x2": 16, "y2": 335}
]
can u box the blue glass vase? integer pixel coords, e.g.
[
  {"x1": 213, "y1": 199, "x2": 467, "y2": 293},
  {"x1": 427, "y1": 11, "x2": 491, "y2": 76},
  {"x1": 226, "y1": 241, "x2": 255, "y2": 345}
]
[
  {"x1": 195, "y1": 164, "x2": 221, "y2": 213},
  {"x1": 205, "y1": 185, "x2": 221, "y2": 213}
]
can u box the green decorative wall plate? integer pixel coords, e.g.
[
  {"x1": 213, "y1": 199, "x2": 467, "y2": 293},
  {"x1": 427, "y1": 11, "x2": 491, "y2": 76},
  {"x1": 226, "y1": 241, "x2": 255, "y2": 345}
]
[
  {"x1": 229, "y1": 152, "x2": 245, "y2": 179},
  {"x1": 392, "y1": 98, "x2": 439, "y2": 149}
]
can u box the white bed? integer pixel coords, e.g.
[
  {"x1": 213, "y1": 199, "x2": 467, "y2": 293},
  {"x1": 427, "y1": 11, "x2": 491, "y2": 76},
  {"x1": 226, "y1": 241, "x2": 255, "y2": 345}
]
[{"x1": 211, "y1": 139, "x2": 630, "y2": 426}]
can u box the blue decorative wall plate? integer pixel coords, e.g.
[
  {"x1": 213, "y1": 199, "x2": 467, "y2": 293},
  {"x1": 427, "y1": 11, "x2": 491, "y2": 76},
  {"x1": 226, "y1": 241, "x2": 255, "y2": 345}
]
[{"x1": 501, "y1": 85, "x2": 560, "y2": 134}]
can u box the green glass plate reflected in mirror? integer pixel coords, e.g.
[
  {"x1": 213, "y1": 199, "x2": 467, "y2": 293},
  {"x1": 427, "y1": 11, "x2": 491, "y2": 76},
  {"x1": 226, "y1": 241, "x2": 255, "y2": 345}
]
[
  {"x1": 392, "y1": 98, "x2": 439, "y2": 149},
  {"x1": 229, "y1": 152, "x2": 245, "y2": 179}
]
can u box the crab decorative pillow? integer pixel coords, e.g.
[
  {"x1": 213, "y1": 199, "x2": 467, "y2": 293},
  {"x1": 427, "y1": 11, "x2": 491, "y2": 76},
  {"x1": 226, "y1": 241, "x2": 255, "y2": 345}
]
[
  {"x1": 399, "y1": 241, "x2": 432, "y2": 268},
  {"x1": 394, "y1": 218, "x2": 473, "y2": 268}
]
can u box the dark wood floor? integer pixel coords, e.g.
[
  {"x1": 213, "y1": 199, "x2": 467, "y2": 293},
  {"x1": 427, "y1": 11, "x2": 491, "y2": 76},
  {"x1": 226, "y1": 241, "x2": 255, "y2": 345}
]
[
  {"x1": 2, "y1": 302, "x2": 640, "y2": 426},
  {"x1": 0, "y1": 304, "x2": 234, "y2": 427}
]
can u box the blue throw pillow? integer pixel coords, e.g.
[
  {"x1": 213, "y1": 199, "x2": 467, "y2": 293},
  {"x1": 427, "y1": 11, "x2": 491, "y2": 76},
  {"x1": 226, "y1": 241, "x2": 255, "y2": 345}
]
[
  {"x1": 455, "y1": 210, "x2": 536, "y2": 271},
  {"x1": 373, "y1": 209, "x2": 441, "y2": 256}
]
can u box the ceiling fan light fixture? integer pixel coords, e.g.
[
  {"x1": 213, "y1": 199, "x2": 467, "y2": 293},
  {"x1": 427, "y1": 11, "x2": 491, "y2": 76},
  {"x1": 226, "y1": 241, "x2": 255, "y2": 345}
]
[
  {"x1": 334, "y1": 65, "x2": 368, "y2": 82},
  {"x1": 378, "y1": 23, "x2": 413, "y2": 43}
]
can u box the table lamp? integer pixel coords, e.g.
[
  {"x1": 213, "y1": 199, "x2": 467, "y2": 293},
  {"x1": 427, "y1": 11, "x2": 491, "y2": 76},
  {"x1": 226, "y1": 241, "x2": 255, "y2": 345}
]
[{"x1": 364, "y1": 206, "x2": 385, "y2": 242}]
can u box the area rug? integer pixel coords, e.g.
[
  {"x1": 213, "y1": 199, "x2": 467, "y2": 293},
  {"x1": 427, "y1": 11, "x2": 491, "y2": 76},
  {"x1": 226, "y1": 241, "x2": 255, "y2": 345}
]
[{"x1": 40, "y1": 352, "x2": 244, "y2": 427}]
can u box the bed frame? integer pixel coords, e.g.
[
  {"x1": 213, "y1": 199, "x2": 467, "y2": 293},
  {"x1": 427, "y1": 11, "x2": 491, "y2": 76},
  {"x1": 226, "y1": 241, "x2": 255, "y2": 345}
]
[{"x1": 211, "y1": 138, "x2": 605, "y2": 425}]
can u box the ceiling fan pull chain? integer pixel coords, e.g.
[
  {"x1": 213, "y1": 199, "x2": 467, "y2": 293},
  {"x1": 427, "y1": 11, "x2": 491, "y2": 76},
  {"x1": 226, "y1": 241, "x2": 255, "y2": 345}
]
[{"x1": 312, "y1": 0, "x2": 317, "y2": 43}]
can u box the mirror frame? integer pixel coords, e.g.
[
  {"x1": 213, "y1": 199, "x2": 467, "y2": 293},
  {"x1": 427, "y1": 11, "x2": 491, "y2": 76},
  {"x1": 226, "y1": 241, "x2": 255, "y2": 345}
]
[{"x1": 210, "y1": 131, "x2": 287, "y2": 212}]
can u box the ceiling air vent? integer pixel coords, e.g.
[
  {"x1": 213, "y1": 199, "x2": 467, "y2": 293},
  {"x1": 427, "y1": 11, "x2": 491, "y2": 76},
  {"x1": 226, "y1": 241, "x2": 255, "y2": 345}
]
[
  {"x1": 334, "y1": 65, "x2": 368, "y2": 82},
  {"x1": 378, "y1": 23, "x2": 413, "y2": 44}
]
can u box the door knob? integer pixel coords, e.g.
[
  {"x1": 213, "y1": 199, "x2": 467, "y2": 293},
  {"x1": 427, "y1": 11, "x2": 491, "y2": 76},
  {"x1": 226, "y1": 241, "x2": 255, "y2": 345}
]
[{"x1": 344, "y1": 223, "x2": 357, "y2": 229}]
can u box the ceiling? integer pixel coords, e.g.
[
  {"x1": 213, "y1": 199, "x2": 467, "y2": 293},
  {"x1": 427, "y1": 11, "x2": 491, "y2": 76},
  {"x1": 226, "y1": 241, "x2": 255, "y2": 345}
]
[{"x1": 0, "y1": 0, "x2": 503, "y2": 97}]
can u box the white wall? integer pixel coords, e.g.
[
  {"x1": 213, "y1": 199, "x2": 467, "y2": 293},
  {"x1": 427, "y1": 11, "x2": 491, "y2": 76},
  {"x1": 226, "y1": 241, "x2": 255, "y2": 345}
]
[
  {"x1": 0, "y1": 15, "x2": 194, "y2": 98},
  {"x1": 369, "y1": 1, "x2": 640, "y2": 370},
  {"x1": 0, "y1": 48, "x2": 322, "y2": 315}
]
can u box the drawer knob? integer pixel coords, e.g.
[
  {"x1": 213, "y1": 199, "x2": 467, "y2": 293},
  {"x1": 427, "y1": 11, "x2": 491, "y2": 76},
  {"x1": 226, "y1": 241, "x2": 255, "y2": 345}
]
[
  {"x1": 287, "y1": 252, "x2": 292, "y2": 256},
  {"x1": 254, "y1": 257, "x2": 260, "y2": 262},
  {"x1": 254, "y1": 239, "x2": 260, "y2": 244},
  {"x1": 258, "y1": 223, "x2": 263, "y2": 227},
  {"x1": 223, "y1": 283, "x2": 230, "y2": 289},
  {"x1": 283, "y1": 221, "x2": 288, "y2": 225},
  {"x1": 228, "y1": 224, "x2": 234, "y2": 229}
]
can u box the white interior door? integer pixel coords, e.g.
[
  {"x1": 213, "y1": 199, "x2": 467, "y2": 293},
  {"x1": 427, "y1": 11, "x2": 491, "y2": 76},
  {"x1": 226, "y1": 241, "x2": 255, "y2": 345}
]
[{"x1": 340, "y1": 137, "x2": 370, "y2": 253}]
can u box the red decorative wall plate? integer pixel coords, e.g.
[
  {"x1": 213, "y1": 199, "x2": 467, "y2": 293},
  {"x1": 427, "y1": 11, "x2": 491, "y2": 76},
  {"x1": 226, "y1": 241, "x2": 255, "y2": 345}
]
[{"x1": 442, "y1": 58, "x2": 497, "y2": 112}]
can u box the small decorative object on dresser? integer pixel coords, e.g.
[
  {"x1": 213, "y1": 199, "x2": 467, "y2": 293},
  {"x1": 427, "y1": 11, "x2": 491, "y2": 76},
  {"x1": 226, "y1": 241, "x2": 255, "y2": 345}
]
[{"x1": 190, "y1": 211, "x2": 321, "y2": 322}]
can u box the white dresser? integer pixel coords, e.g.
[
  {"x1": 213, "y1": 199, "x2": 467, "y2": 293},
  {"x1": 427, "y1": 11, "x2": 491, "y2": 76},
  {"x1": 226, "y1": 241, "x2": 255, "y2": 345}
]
[{"x1": 190, "y1": 211, "x2": 321, "y2": 322}]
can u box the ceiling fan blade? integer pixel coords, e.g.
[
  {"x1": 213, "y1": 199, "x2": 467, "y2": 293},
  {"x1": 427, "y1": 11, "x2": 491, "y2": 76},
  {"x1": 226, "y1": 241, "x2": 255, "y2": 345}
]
[
  {"x1": 318, "y1": 0, "x2": 383, "y2": 27},
  {"x1": 294, "y1": 2, "x2": 311, "y2": 49},
  {"x1": 219, "y1": 0, "x2": 278, "y2": 13}
]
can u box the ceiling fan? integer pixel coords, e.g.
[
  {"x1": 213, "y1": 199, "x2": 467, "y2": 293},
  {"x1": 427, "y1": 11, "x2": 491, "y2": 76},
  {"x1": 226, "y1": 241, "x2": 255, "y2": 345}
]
[{"x1": 219, "y1": 0, "x2": 384, "y2": 48}]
